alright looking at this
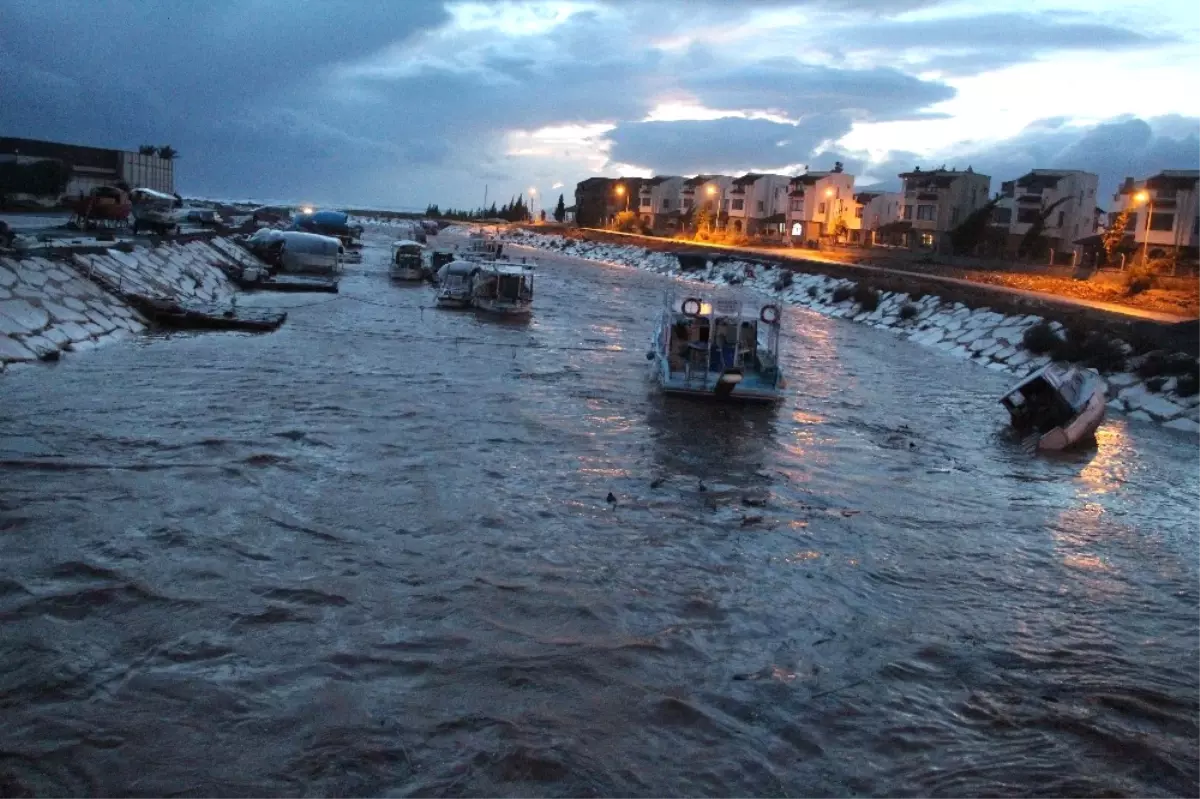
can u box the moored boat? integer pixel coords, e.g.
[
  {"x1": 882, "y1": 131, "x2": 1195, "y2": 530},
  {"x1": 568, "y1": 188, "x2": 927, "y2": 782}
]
[
  {"x1": 647, "y1": 291, "x2": 787, "y2": 403},
  {"x1": 471, "y1": 261, "x2": 533, "y2": 316},
  {"x1": 1000, "y1": 362, "x2": 1106, "y2": 451},
  {"x1": 435, "y1": 260, "x2": 479, "y2": 309},
  {"x1": 461, "y1": 230, "x2": 503, "y2": 262},
  {"x1": 389, "y1": 239, "x2": 425, "y2": 281}
]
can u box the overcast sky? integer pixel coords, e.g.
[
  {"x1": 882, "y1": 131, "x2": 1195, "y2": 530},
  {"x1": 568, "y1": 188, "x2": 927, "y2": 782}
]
[{"x1": 2, "y1": 0, "x2": 1197, "y2": 210}]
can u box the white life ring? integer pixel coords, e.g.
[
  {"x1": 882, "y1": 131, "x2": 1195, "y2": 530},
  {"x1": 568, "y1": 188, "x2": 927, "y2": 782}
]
[
  {"x1": 760, "y1": 304, "x2": 780, "y2": 325},
  {"x1": 681, "y1": 297, "x2": 703, "y2": 316}
]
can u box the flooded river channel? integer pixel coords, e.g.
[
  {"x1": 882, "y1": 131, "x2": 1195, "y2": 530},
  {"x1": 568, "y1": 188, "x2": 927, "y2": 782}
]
[{"x1": 1, "y1": 229, "x2": 1196, "y2": 797}]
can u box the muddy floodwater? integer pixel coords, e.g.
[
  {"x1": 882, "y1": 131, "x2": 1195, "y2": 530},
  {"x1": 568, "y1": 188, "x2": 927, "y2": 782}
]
[{"x1": 1, "y1": 229, "x2": 1196, "y2": 797}]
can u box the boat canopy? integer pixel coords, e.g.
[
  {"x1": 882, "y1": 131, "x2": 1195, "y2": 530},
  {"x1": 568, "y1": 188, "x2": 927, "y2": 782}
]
[
  {"x1": 1001, "y1": 362, "x2": 1096, "y2": 414},
  {"x1": 392, "y1": 239, "x2": 424, "y2": 249},
  {"x1": 278, "y1": 230, "x2": 343, "y2": 256}
]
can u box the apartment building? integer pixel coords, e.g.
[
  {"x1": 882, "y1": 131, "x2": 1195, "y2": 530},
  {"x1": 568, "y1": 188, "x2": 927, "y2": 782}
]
[
  {"x1": 1110, "y1": 170, "x2": 1199, "y2": 258},
  {"x1": 990, "y1": 169, "x2": 1099, "y2": 256},
  {"x1": 898, "y1": 167, "x2": 992, "y2": 249},
  {"x1": 785, "y1": 169, "x2": 855, "y2": 244}
]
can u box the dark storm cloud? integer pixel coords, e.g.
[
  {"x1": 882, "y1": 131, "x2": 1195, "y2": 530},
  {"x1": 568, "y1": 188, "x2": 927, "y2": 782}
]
[
  {"x1": 838, "y1": 11, "x2": 1165, "y2": 75},
  {"x1": 679, "y1": 60, "x2": 955, "y2": 122},
  {"x1": 606, "y1": 117, "x2": 852, "y2": 174},
  {"x1": 831, "y1": 116, "x2": 1200, "y2": 203}
]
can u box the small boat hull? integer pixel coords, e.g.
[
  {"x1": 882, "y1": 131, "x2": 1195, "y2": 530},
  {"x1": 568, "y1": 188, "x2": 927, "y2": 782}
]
[
  {"x1": 390, "y1": 267, "x2": 423, "y2": 281},
  {"x1": 436, "y1": 295, "x2": 471, "y2": 309},
  {"x1": 1037, "y1": 390, "x2": 1106, "y2": 450},
  {"x1": 474, "y1": 299, "x2": 532, "y2": 316}
]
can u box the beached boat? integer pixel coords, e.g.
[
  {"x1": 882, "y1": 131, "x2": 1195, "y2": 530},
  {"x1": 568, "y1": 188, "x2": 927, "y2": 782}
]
[
  {"x1": 389, "y1": 239, "x2": 424, "y2": 281},
  {"x1": 647, "y1": 292, "x2": 787, "y2": 403},
  {"x1": 1000, "y1": 362, "x2": 1106, "y2": 451},
  {"x1": 435, "y1": 259, "x2": 479, "y2": 309},
  {"x1": 471, "y1": 261, "x2": 533, "y2": 316},
  {"x1": 428, "y1": 249, "x2": 456, "y2": 281}
]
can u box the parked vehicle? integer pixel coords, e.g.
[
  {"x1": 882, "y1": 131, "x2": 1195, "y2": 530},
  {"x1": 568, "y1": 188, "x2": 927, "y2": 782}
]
[
  {"x1": 276, "y1": 231, "x2": 343, "y2": 275},
  {"x1": 130, "y1": 188, "x2": 181, "y2": 235},
  {"x1": 1000, "y1": 362, "x2": 1106, "y2": 451},
  {"x1": 648, "y1": 292, "x2": 787, "y2": 402},
  {"x1": 182, "y1": 208, "x2": 223, "y2": 227}
]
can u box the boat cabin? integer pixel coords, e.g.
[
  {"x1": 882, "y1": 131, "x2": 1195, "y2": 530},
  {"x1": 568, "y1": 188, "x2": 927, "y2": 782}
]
[
  {"x1": 472, "y1": 262, "x2": 534, "y2": 313},
  {"x1": 1001, "y1": 362, "x2": 1097, "y2": 434},
  {"x1": 651, "y1": 292, "x2": 785, "y2": 401},
  {"x1": 463, "y1": 232, "x2": 503, "y2": 261},
  {"x1": 391, "y1": 239, "x2": 423, "y2": 264}
]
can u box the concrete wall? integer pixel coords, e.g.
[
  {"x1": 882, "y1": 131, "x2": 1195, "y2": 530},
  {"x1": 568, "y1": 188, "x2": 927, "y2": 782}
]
[{"x1": 1, "y1": 236, "x2": 251, "y2": 372}]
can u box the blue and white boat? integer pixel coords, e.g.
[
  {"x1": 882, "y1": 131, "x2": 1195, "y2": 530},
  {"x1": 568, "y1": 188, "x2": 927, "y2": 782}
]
[{"x1": 648, "y1": 291, "x2": 787, "y2": 402}]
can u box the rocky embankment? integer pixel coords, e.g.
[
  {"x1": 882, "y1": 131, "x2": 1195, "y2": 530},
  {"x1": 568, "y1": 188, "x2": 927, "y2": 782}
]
[
  {"x1": 1, "y1": 237, "x2": 257, "y2": 372},
  {"x1": 499, "y1": 229, "x2": 1200, "y2": 435}
]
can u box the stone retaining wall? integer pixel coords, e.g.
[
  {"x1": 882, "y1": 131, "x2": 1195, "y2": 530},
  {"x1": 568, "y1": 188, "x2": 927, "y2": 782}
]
[
  {"x1": 1, "y1": 237, "x2": 263, "y2": 373},
  {"x1": 499, "y1": 229, "x2": 1200, "y2": 435}
]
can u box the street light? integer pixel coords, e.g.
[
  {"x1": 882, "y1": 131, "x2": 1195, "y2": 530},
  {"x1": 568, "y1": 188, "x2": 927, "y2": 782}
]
[
  {"x1": 1133, "y1": 189, "x2": 1152, "y2": 265},
  {"x1": 529, "y1": 186, "x2": 537, "y2": 221},
  {"x1": 706, "y1": 183, "x2": 723, "y2": 232}
]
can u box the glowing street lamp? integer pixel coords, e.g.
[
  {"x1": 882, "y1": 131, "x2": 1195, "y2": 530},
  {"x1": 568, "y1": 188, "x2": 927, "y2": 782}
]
[
  {"x1": 1133, "y1": 189, "x2": 1152, "y2": 265},
  {"x1": 614, "y1": 183, "x2": 628, "y2": 212},
  {"x1": 529, "y1": 186, "x2": 537, "y2": 221}
]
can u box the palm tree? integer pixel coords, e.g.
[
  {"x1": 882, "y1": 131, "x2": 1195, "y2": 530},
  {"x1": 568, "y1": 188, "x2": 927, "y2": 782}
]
[
  {"x1": 157, "y1": 146, "x2": 178, "y2": 161},
  {"x1": 138, "y1": 145, "x2": 158, "y2": 156}
]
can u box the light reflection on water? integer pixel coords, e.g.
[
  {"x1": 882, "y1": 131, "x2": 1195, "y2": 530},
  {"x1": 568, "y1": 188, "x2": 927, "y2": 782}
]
[{"x1": 0, "y1": 229, "x2": 1194, "y2": 797}]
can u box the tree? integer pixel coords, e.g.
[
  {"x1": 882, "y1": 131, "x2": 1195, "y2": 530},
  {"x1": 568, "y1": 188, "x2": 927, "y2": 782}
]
[
  {"x1": 425, "y1": 203, "x2": 440, "y2": 217},
  {"x1": 614, "y1": 210, "x2": 639, "y2": 233},
  {"x1": 138, "y1": 145, "x2": 158, "y2": 156},
  {"x1": 1017, "y1": 196, "x2": 1071, "y2": 260},
  {"x1": 833, "y1": 218, "x2": 849, "y2": 239},
  {"x1": 1102, "y1": 209, "x2": 1132, "y2": 264},
  {"x1": 553, "y1": 193, "x2": 566, "y2": 223},
  {"x1": 832, "y1": 161, "x2": 844, "y2": 173},
  {"x1": 948, "y1": 198, "x2": 999, "y2": 255},
  {"x1": 157, "y1": 146, "x2": 177, "y2": 160},
  {"x1": 692, "y1": 203, "x2": 714, "y2": 234}
]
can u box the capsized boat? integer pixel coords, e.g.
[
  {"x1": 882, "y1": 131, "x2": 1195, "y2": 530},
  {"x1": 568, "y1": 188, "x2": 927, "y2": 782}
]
[
  {"x1": 1000, "y1": 362, "x2": 1106, "y2": 451},
  {"x1": 390, "y1": 239, "x2": 425, "y2": 281},
  {"x1": 647, "y1": 291, "x2": 787, "y2": 403},
  {"x1": 435, "y1": 259, "x2": 479, "y2": 309},
  {"x1": 471, "y1": 261, "x2": 533, "y2": 316}
]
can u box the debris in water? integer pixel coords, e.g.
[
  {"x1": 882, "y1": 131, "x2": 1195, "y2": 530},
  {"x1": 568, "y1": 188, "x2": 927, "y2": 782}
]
[
  {"x1": 606, "y1": 492, "x2": 617, "y2": 505},
  {"x1": 741, "y1": 514, "x2": 764, "y2": 526},
  {"x1": 742, "y1": 492, "x2": 769, "y2": 507},
  {"x1": 650, "y1": 477, "x2": 665, "y2": 489}
]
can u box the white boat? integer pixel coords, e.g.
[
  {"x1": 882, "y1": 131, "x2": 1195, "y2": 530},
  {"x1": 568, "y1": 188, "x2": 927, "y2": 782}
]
[
  {"x1": 647, "y1": 291, "x2": 787, "y2": 403},
  {"x1": 471, "y1": 261, "x2": 533, "y2": 316},
  {"x1": 130, "y1": 187, "x2": 180, "y2": 236},
  {"x1": 276, "y1": 231, "x2": 343, "y2": 275},
  {"x1": 1000, "y1": 362, "x2": 1106, "y2": 451},
  {"x1": 435, "y1": 259, "x2": 479, "y2": 309},
  {"x1": 461, "y1": 231, "x2": 503, "y2": 262},
  {"x1": 389, "y1": 239, "x2": 424, "y2": 281}
]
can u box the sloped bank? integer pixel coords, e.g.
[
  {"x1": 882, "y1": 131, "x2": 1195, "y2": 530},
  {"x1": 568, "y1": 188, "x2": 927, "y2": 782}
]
[
  {"x1": 1, "y1": 236, "x2": 265, "y2": 374},
  {"x1": 500, "y1": 229, "x2": 1200, "y2": 435}
]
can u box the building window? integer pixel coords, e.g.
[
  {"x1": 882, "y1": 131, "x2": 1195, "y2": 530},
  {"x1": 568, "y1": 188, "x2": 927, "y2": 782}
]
[
  {"x1": 1017, "y1": 208, "x2": 1040, "y2": 224},
  {"x1": 903, "y1": 204, "x2": 913, "y2": 220},
  {"x1": 1056, "y1": 211, "x2": 1065, "y2": 228},
  {"x1": 731, "y1": 198, "x2": 744, "y2": 211},
  {"x1": 661, "y1": 198, "x2": 669, "y2": 210},
  {"x1": 683, "y1": 198, "x2": 692, "y2": 209},
  {"x1": 994, "y1": 208, "x2": 1012, "y2": 224},
  {"x1": 855, "y1": 207, "x2": 864, "y2": 219},
  {"x1": 791, "y1": 222, "x2": 802, "y2": 236},
  {"x1": 916, "y1": 205, "x2": 935, "y2": 221},
  {"x1": 640, "y1": 198, "x2": 650, "y2": 208},
  {"x1": 790, "y1": 199, "x2": 803, "y2": 212},
  {"x1": 757, "y1": 200, "x2": 764, "y2": 212},
  {"x1": 920, "y1": 232, "x2": 934, "y2": 247},
  {"x1": 818, "y1": 202, "x2": 826, "y2": 214},
  {"x1": 1149, "y1": 212, "x2": 1175, "y2": 231}
]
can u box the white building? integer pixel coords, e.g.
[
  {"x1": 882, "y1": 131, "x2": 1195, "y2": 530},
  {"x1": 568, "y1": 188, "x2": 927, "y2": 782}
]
[
  {"x1": 785, "y1": 169, "x2": 855, "y2": 244},
  {"x1": 678, "y1": 174, "x2": 733, "y2": 231},
  {"x1": 991, "y1": 169, "x2": 1098, "y2": 256},
  {"x1": 898, "y1": 167, "x2": 991, "y2": 249},
  {"x1": 636, "y1": 175, "x2": 685, "y2": 233},
  {"x1": 724, "y1": 173, "x2": 792, "y2": 236},
  {"x1": 849, "y1": 191, "x2": 904, "y2": 244},
  {"x1": 1110, "y1": 170, "x2": 1200, "y2": 258}
]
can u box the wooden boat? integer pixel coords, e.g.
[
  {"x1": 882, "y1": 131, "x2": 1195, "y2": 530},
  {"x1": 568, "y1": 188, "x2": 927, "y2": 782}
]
[
  {"x1": 471, "y1": 261, "x2": 533, "y2": 316},
  {"x1": 389, "y1": 240, "x2": 424, "y2": 281},
  {"x1": 647, "y1": 291, "x2": 787, "y2": 403},
  {"x1": 1000, "y1": 362, "x2": 1106, "y2": 451}
]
